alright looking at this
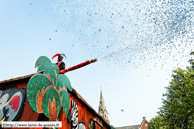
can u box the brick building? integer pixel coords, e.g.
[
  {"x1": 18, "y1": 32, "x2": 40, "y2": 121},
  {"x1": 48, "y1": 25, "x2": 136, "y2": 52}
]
[{"x1": 115, "y1": 117, "x2": 149, "y2": 129}]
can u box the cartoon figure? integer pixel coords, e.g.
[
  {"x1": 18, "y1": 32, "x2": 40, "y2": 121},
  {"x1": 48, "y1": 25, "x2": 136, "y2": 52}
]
[
  {"x1": 52, "y1": 53, "x2": 98, "y2": 74},
  {"x1": 52, "y1": 53, "x2": 66, "y2": 71},
  {"x1": 68, "y1": 100, "x2": 86, "y2": 129},
  {"x1": 0, "y1": 88, "x2": 25, "y2": 123}
]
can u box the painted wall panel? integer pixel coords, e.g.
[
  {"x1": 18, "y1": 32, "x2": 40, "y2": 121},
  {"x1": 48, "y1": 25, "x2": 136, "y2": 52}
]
[{"x1": 0, "y1": 75, "x2": 111, "y2": 129}]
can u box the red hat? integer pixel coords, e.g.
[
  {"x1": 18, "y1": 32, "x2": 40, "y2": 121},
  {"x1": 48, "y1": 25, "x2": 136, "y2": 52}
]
[
  {"x1": 52, "y1": 53, "x2": 61, "y2": 59},
  {"x1": 52, "y1": 53, "x2": 66, "y2": 59}
]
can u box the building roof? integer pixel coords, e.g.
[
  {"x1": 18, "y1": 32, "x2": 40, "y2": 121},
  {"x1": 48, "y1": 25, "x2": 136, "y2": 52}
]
[
  {"x1": 115, "y1": 117, "x2": 149, "y2": 129},
  {"x1": 0, "y1": 72, "x2": 42, "y2": 84},
  {"x1": 116, "y1": 125, "x2": 140, "y2": 129},
  {"x1": 139, "y1": 117, "x2": 149, "y2": 129}
]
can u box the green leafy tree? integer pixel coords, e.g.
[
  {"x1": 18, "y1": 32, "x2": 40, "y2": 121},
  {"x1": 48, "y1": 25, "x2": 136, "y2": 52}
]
[
  {"x1": 158, "y1": 52, "x2": 194, "y2": 128},
  {"x1": 189, "y1": 51, "x2": 194, "y2": 70},
  {"x1": 148, "y1": 115, "x2": 165, "y2": 129}
]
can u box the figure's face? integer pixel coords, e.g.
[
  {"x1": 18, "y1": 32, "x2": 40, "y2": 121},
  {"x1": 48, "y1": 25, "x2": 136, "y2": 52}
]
[
  {"x1": 58, "y1": 56, "x2": 63, "y2": 62},
  {"x1": 71, "y1": 109, "x2": 78, "y2": 126}
]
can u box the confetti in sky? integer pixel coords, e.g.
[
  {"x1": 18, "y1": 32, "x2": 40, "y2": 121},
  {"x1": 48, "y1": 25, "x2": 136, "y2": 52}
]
[{"x1": 42, "y1": 0, "x2": 194, "y2": 71}]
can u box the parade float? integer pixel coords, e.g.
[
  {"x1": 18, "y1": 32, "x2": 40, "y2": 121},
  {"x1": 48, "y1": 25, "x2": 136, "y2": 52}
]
[{"x1": 0, "y1": 55, "x2": 111, "y2": 129}]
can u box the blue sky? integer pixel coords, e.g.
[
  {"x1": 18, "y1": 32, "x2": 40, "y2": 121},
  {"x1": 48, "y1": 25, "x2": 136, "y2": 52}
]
[{"x1": 1, "y1": 0, "x2": 194, "y2": 127}]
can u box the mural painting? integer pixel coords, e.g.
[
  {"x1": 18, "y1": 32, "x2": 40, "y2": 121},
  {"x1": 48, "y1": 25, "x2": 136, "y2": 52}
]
[
  {"x1": 27, "y1": 56, "x2": 72, "y2": 121},
  {"x1": 89, "y1": 119, "x2": 95, "y2": 129},
  {"x1": 94, "y1": 117, "x2": 103, "y2": 127},
  {"x1": 0, "y1": 88, "x2": 25, "y2": 123},
  {"x1": 68, "y1": 100, "x2": 86, "y2": 129},
  {"x1": 19, "y1": 55, "x2": 109, "y2": 129}
]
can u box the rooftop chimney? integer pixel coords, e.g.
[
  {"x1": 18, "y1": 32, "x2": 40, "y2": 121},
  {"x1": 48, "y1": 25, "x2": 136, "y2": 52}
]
[{"x1": 143, "y1": 117, "x2": 146, "y2": 121}]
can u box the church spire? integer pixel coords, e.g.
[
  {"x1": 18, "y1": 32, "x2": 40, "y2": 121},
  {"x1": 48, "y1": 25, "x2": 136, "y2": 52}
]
[{"x1": 98, "y1": 90, "x2": 110, "y2": 124}]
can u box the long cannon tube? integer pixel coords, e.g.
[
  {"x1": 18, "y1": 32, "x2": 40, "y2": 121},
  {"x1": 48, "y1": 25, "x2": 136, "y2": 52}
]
[{"x1": 59, "y1": 58, "x2": 98, "y2": 74}]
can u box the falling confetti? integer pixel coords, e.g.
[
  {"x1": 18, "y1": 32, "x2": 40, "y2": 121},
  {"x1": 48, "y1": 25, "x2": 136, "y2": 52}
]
[{"x1": 44, "y1": 0, "x2": 194, "y2": 72}]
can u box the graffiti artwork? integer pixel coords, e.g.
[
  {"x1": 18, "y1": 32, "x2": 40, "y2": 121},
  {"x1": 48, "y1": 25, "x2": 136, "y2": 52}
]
[
  {"x1": 0, "y1": 88, "x2": 25, "y2": 122},
  {"x1": 27, "y1": 56, "x2": 72, "y2": 121},
  {"x1": 89, "y1": 119, "x2": 95, "y2": 129},
  {"x1": 94, "y1": 117, "x2": 103, "y2": 127},
  {"x1": 68, "y1": 100, "x2": 86, "y2": 129}
]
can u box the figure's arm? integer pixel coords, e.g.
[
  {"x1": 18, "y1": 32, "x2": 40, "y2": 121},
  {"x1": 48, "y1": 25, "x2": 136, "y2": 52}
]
[{"x1": 59, "y1": 58, "x2": 98, "y2": 74}]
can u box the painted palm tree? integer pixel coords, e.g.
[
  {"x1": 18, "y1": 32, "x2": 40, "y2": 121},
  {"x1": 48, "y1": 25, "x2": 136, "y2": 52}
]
[{"x1": 27, "y1": 56, "x2": 72, "y2": 121}]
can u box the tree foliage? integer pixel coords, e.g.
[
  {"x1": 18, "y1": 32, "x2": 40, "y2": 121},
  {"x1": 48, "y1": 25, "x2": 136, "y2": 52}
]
[
  {"x1": 148, "y1": 115, "x2": 165, "y2": 129},
  {"x1": 158, "y1": 51, "x2": 194, "y2": 128}
]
